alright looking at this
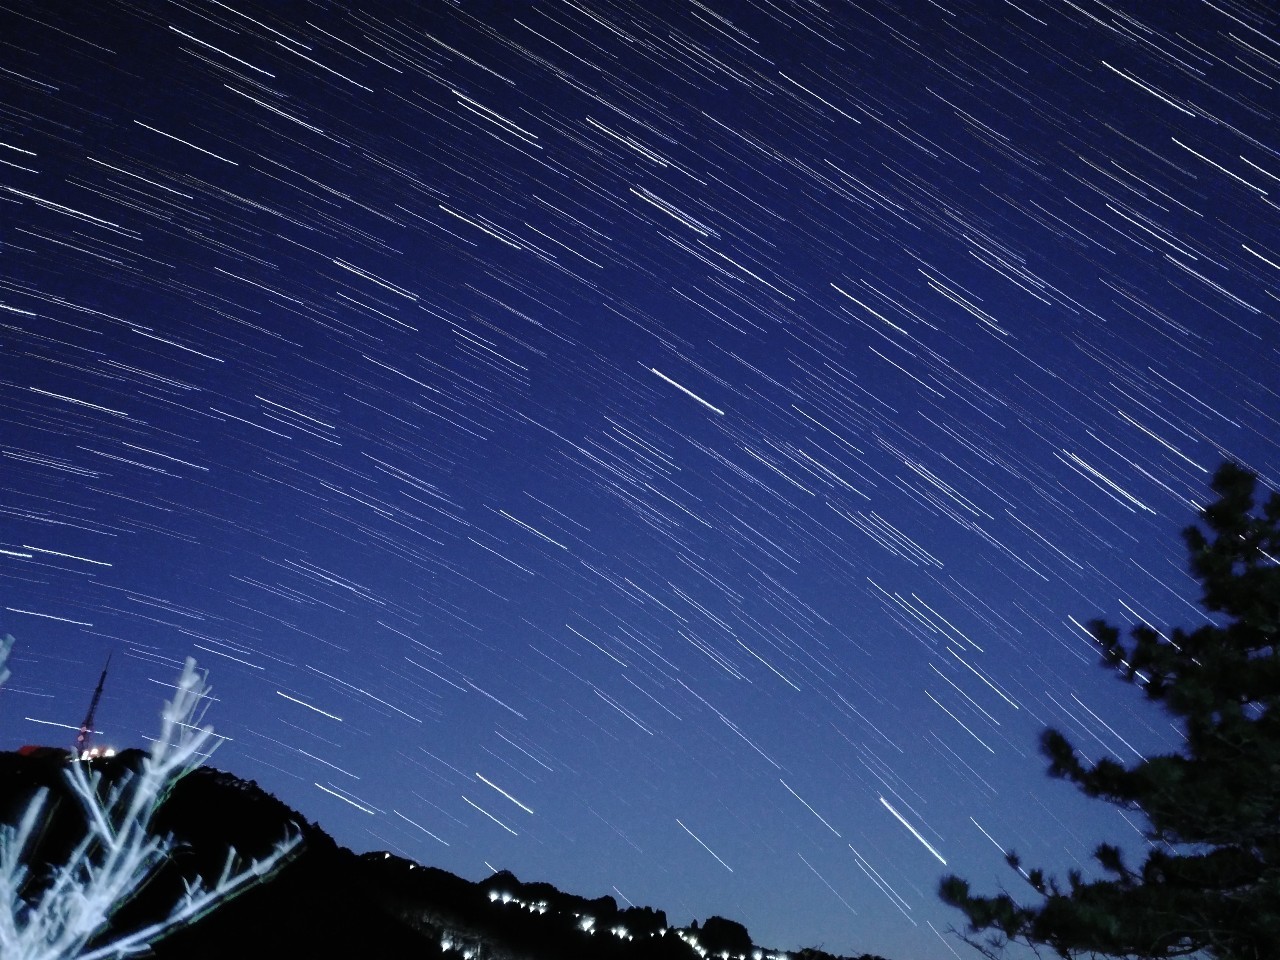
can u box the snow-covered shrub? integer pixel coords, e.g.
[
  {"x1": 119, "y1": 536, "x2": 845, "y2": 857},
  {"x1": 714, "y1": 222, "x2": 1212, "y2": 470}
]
[{"x1": 0, "y1": 637, "x2": 301, "y2": 959}]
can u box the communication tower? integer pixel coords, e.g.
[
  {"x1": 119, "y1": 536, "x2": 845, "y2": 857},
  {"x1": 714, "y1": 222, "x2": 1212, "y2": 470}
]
[{"x1": 73, "y1": 653, "x2": 112, "y2": 759}]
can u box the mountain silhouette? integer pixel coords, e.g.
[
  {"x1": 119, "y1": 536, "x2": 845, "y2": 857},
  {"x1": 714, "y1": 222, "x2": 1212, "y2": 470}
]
[{"x1": 1, "y1": 748, "x2": 893, "y2": 960}]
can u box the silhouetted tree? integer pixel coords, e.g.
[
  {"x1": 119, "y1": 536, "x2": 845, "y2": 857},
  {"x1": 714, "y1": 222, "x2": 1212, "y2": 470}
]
[
  {"x1": 939, "y1": 461, "x2": 1279, "y2": 959},
  {"x1": 697, "y1": 914, "x2": 752, "y2": 955},
  {"x1": 619, "y1": 904, "x2": 668, "y2": 937}
]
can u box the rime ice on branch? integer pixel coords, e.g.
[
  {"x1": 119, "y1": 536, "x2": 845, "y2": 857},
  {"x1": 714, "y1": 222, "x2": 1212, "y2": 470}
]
[{"x1": 0, "y1": 640, "x2": 301, "y2": 960}]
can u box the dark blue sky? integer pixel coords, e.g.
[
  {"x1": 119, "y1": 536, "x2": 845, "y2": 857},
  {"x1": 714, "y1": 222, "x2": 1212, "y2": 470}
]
[{"x1": 2, "y1": 1, "x2": 1277, "y2": 956}]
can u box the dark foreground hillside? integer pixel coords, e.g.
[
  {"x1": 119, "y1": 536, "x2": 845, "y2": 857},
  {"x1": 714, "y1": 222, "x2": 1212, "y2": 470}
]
[{"x1": 1, "y1": 749, "x2": 892, "y2": 960}]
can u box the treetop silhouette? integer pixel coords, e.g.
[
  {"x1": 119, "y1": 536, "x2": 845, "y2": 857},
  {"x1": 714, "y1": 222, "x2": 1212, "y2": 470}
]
[{"x1": 940, "y1": 461, "x2": 1279, "y2": 960}]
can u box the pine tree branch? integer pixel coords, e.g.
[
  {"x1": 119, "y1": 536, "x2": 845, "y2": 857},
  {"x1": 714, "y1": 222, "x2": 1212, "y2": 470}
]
[{"x1": 938, "y1": 462, "x2": 1280, "y2": 960}]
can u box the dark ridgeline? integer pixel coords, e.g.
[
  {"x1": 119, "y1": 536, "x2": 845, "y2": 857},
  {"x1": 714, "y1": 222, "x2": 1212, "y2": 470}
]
[{"x1": 0, "y1": 748, "x2": 892, "y2": 960}]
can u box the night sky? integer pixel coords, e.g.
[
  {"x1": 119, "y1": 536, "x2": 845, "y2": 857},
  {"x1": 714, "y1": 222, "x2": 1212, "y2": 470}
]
[{"x1": 2, "y1": 1, "x2": 1278, "y2": 956}]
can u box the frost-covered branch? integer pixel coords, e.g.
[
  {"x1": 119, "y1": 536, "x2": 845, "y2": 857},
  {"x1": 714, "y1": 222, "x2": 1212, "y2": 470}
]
[
  {"x1": 0, "y1": 633, "x2": 12, "y2": 688},
  {"x1": 0, "y1": 646, "x2": 302, "y2": 959}
]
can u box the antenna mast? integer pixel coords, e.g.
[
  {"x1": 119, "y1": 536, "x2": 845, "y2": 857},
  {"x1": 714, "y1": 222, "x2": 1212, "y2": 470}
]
[{"x1": 73, "y1": 653, "x2": 111, "y2": 759}]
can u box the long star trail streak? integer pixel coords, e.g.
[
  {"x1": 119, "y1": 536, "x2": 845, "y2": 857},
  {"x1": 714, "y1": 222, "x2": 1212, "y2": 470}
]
[
  {"x1": 650, "y1": 367, "x2": 727, "y2": 416},
  {"x1": 879, "y1": 797, "x2": 947, "y2": 867},
  {"x1": 2, "y1": 2, "x2": 1277, "y2": 957},
  {"x1": 676, "y1": 818, "x2": 733, "y2": 873}
]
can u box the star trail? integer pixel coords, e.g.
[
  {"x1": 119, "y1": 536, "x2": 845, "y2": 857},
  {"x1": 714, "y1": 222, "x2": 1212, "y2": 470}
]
[{"x1": 2, "y1": 2, "x2": 1277, "y2": 956}]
